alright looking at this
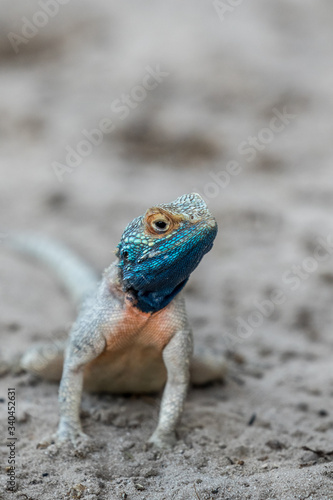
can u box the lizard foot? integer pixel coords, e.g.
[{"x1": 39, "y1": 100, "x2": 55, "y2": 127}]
[
  {"x1": 58, "y1": 431, "x2": 92, "y2": 449},
  {"x1": 147, "y1": 429, "x2": 177, "y2": 449},
  {"x1": 37, "y1": 426, "x2": 92, "y2": 456}
]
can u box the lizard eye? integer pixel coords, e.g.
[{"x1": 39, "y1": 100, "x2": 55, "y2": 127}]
[
  {"x1": 145, "y1": 209, "x2": 176, "y2": 236},
  {"x1": 152, "y1": 219, "x2": 169, "y2": 233}
]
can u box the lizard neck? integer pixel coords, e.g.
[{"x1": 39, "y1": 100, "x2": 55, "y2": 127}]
[
  {"x1": 110, "y1": 264, "x2": 188, "y2": 313},
  {"x1": 128, "y1": 278, "x2": 188, "y2": 313}
]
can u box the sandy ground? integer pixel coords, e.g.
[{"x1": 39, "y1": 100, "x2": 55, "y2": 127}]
[{"x1": 1, "y1": 1, "x2": 333, "y2": 498}]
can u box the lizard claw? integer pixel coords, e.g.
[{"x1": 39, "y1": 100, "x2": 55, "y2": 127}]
[
  {"x1": 37, "y1": 425, "x2": 92, "y2": 455},
  {"x1": 57, "y1": 429, "x2": 91, "y2": 447},
  {"x1": 44, "y1": 432, "x2": 93, "y2": 457},
  {"x1": 56, "y1": 424, "x2": 93, "y2": 455},
  {"x1": 36, "y1": 433, "x2": 58, "y2": 450}
]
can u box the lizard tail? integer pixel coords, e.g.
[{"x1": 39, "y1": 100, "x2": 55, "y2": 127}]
[{"x1": 3, "y1": 234, "x2": 99, "y2": 306}]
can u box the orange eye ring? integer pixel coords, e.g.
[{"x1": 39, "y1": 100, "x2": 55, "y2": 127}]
[
  {"x1": 144, "y1": 207, "x2": 184, "y2": 236},
  {"x1": 145, "y1": 212, "x2": 172, "y2": 235},
  {"x1": 144, "y1": 207, "x2": 182, "y2": 237}
]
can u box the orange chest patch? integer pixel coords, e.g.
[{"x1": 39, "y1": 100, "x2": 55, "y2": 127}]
[{"x1": 103, "y1": 301, "x2": 176, "y2": 353}]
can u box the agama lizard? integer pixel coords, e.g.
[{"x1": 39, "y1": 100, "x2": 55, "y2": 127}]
[{"x1": 5, "y1": 193, "x2": 225, "y2": 449}]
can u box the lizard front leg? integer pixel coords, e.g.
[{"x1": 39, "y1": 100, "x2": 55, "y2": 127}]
[
  {"x1": 56, "y1": 325, "x2": 106, "y2": 446},
  {"x1": 148, "y1": 327, "x2": 193, "y2": 448}
]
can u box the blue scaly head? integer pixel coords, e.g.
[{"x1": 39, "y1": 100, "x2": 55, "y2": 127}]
[{"x1": 116, "y1": 193, "x2": 218, "y2": 313}]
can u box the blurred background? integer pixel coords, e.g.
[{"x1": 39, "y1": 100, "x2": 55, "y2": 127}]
[
  {"x1": 1, "y1": 0, "x2": 333, "y2": 347},
  {"x1": 1, "y1": 1, "x2": 333, "y2": 497}
]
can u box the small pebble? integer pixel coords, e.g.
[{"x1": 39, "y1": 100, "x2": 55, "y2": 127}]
[
  {"x1": 248, "y1": 413, "x2": 257, "y2": 426},
  {"x1": 135, "y1": 484, "x2": 145, "y2": 491},
  {"x1": 266, "y1": 440, "x2": 285, "y2": 450}
]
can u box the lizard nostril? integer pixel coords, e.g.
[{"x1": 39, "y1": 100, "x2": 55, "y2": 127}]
[{"x1": 123, "y1": 251, "x2": 129, "y2": 260}]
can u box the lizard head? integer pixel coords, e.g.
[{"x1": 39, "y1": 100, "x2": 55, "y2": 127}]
[{"x1": 116, "y1": 193, "x2": 217, "y2": 313}]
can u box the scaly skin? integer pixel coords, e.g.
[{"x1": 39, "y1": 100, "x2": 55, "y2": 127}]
[{"x1": 8, "y1": 193, "x2": 225, "y2": 449}]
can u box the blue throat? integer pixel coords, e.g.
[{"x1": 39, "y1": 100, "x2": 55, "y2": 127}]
[
  {"x1": 128, "y1": 278, "x2": 189, "y2": 314},
  {"x1": 120, "y1": 239, "x2": 215, "y2": 313}
]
